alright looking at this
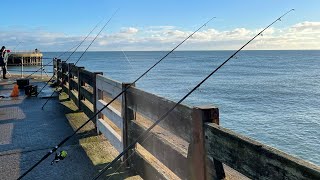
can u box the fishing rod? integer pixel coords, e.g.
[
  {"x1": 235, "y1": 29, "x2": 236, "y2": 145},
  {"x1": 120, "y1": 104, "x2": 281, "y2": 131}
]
[
  {"x1": 92, "y1": 9, "x2": 295, "y2": 180},
  {"x1": 16, "y1": 10, "x2": 119, "y2": 180},
  {"x1": 17, "y1": 17, "x2": 214, "y2": 180},
  {"x1": 25, "y1": 20, "x2": 102, "y2": 81},
  {"x1": 57, "y1": 43, "x2": 81, "y2": 59},
  {"x1": 12, "y1": 41, "x2": 23, "y2": 52},
  {"x1": 41, "y1": 16, "x2": 214, "y2": 111},
  {"x1": 33, "y1": 18, "x2": 106, "y2": 96},
  {"x1": 40, "y1": 9, "x2": 119, "y2": 109}
]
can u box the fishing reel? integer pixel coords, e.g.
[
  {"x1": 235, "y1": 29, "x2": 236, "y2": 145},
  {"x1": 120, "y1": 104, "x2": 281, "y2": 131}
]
[{"x1": 51, "y1": 150, "x2": 68, "y2": 165}]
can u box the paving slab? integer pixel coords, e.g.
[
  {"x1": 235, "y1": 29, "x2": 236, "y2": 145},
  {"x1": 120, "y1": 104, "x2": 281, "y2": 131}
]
[{"x1": 0, "y1": 77, "x2": 141, "y2": 180}]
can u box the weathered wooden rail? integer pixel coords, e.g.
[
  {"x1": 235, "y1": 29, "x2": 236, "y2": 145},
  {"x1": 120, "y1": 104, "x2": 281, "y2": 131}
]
[{"x1": 54, "y1": 59, "x2": 320, "y2": 180}]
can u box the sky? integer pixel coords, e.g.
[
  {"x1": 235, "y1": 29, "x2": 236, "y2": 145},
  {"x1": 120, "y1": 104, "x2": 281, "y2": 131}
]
[{"x1": 0, "y1": 0, "x2": 319, "y2": 51}]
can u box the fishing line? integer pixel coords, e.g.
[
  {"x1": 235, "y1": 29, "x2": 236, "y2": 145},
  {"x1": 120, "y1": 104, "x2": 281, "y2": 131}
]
[
  {"x1": 17, "y1": 17, "x2": 215, "y2": 180},
  {"x1": 67, "y1": 9, "x2": 118, "y2": 66},
  {"x1": 33, "y1": 16, "x2": 106, "y2": 95},
  {"x1": 122, "y1": 50, "x2": 135, "y2": 71},
  {"x1": 121, "y1": 50, "x2": 138, "y2": 82},
  {"x1": 40, "y1": 9, "x2": 119, "y2": 109},
  {"x1": 17, "y1": 10, "x2": 119, "y2": 180},
  {"x1": 92, "y1": 9, "x2": 295, "y2": 180},
  {"x1": 173, "y1": 53, "x2": 202, "y2": 92}
]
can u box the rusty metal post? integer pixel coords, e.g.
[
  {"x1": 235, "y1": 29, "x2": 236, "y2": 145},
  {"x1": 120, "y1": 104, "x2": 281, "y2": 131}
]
[{"x1": 189, "y1": 105, "x2": 225, "y2": 180}]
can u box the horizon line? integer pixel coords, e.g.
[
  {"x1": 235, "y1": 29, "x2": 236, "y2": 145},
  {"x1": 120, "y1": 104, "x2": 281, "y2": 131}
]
[{"x1": 39, "y1": 49, "x2": 320, "y2": 53}]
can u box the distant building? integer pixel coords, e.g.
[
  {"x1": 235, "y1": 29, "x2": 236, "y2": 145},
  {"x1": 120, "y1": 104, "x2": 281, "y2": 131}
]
[{"x1": 8, "y1": 50, "x2": 43, "y2": 66}]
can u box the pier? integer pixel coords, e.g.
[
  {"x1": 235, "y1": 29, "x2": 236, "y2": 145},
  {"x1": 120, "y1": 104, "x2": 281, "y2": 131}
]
[
  {"x1": 8, "y1": 51, "x2": 43, "y2": 66},
  {"x1": 0, "y1": 60, "x2": 319, "y2": 179},
  {"x1": 0, "y1": 76, "x2": 140, "y2": 179}
]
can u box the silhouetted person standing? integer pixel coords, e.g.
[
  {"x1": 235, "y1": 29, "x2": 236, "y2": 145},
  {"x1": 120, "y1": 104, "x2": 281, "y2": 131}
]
[{"x1": 0, "y1": 46, "x2": 8, "y2": 79}]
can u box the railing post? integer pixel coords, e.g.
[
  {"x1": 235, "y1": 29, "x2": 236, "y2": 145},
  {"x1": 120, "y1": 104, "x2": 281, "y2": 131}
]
[
  {"x1": 96, "y1": 88, "x2": 103, "y2": 135},
  {"x1": 68, "y1": 63, "x2": 74, "y2": 92},
  {"x1": 189, "y1": 106, "x2": 225, "y2": 180},
  {"x1": 72, "y1": 66, "x2": 83, "y2": 107},
  {"x1": 78, "y1": 68, "x2": 85, "y2": 110},
  {"x1": 93, "y1": 72, "x2": 103, "y2": 125},
  {"x1": 41, "y1": 58, "x2": 43, "y2": 79},
  {"x1": 56, "y1": 59, "x2": 62, "y2": 84},
  {"x1": 61, "y1": 61, "x2": 67, "y2": 86},
  {"x1": 121, "y1": 83, "x2": 135, "y2": 167},
  {"x1": 67, "y1": 63, "x2": 74, "y2": 100},
  {"x1": 53, "y1": 58, "x2": 57, "y2": 79},
  {"x1": 21, "y1": 57, "x2": 24, "y2": 78}
]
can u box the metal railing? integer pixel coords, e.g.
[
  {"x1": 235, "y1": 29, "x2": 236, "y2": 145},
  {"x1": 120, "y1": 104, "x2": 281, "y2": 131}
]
[{"x1": 3, "y1": 61, "x2": 52, "y2": 79}]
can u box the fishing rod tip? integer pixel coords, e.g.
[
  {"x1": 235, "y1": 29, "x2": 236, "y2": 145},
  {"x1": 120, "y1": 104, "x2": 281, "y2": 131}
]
[{"x1": 206, "y1": 17, "x2": 216, "y2": 24}]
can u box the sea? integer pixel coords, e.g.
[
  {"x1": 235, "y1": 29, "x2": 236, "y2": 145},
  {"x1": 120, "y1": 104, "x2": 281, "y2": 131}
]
[{"x1": 9, "y1": 50, "x2": 320, "y2": 165}]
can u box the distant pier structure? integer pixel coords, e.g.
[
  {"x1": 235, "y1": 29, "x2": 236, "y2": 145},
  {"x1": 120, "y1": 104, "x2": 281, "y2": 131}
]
[{"x1": 8, "y1": 49, "x2": 43, "y2": 66}]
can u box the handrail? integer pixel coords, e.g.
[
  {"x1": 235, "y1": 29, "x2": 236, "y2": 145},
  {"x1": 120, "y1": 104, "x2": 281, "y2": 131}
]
[{"x1": 54, "y1": 60, "x2": 320, "y2": 180}]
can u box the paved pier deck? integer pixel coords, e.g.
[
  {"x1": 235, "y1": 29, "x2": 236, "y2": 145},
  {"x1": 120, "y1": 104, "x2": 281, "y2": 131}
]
[{"x1": 0, "y1": 77, "x2": 140, "y2": 180}]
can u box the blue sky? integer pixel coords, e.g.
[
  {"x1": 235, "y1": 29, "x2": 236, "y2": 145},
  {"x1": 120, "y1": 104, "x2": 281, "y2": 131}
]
[{"x1": 1, "y1": 0, "x2": 319, "y2": 51}]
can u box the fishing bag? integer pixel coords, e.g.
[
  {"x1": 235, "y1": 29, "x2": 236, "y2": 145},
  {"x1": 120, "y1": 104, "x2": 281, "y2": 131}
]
[
  {"x1": 17, "y1": 78, "x2": 30, "y2": 89},
  {"x1": 24, "y1": 85, "x2": 37, "y2": 96}
]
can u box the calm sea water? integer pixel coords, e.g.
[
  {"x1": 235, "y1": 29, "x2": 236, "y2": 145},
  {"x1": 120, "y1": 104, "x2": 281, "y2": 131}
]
[{"x1": 14, "y1": 50, "x2": 320, "y2": 165}]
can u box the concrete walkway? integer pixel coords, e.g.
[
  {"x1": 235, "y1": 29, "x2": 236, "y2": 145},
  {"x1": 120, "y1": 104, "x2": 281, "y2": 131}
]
[{"x1": 0, "y1": 77, "x2": 140, "y2": 180}]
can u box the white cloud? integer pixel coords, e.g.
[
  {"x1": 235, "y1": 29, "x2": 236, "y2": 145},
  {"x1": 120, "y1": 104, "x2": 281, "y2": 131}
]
[
  {"x1": 227, "y1": 28, "x2": 251, "y2": 37},
  {"x1": 120, "y1": 27, "x2": 139, "y2": 34},
  {"x1": 166, "y1": 30, "x2": 187, "y2": 37},
  {"x1": 1, "y1": 21, "x2": 319, "y2": 51},
  {"x1": 147, "y1": 26, "x2": 176, "y2": 30},
  {"x1": 290, "y1": 21, "x2": 320, "y2": 32}
]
